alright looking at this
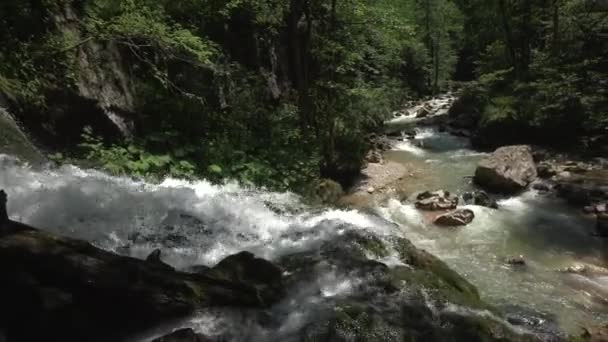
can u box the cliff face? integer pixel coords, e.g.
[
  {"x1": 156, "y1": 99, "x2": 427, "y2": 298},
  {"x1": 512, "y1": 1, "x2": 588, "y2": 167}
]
[
  {"x1": 0, "y1": 94, "x2": 44, "y2": 163},
  {"x1": 57, "y1": 2, "x2": 136, "y2": 137},
  {"x1": 4, "y1": 1, "x2": 136, "y2": 148}
]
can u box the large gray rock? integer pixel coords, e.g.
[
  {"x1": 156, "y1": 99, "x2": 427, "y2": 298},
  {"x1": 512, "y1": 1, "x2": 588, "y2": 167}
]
[
  {"x1": 434, "y1": 209, "x2": 475, "y2": 226},
  {"x1": 474, "y1": 145, "x2": 537, "y2": 194}
]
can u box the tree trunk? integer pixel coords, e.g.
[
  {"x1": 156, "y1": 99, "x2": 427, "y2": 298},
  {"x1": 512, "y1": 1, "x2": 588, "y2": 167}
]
[
  {"x1": 287, "y1": 0, "x2": 313, "y2": 136},
  {"x1": 552, "y1": 0, "x2": 560, "y2": 54},
  {"x1": 498, "y1": 0, "x2": 519, "y2": 76},
  {"x1": 434, "y1": 37, "x2": 440, "y2": 93},
  {"x1": 424, "y1": 0, "x2": 433, "y2": 91}
]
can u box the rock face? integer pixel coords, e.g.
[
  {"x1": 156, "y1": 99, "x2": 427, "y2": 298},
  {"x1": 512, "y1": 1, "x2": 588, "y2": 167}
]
[
  {"x1": 434, "y1": 209, "x2": 475, "y2": 226},
  {"x1": 415, "y1": 190, "x2": 459, "y2": 211},
  {"x1": 474, "y1": 145, "x2": 537, "y2": 194},
  {"x1": 0, "y1": 191, "x2": 284, "y2": 341},
  {"x1": 0, "y1": 106, "x2": 45, "y2": 164},
  {"x1": 6, "y1": 2, "x2": 135, "y2": 147}
]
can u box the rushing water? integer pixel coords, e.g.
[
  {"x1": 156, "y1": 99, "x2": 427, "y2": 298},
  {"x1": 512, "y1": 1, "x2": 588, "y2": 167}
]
[
  {"x1": 0, "y1": 96, "x2": 606, "y2": 340},
  {"x1": 0, "y1": 154, "x2": 422, "y2": 341},
  {"x1": 379, "y1": 98, "x2": 608, "y2": 334}
]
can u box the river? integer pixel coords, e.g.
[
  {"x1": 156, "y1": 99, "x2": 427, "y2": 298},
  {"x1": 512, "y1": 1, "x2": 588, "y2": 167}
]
[
  {"x1": 380, "y1": 97, "x2": 608, "y2": 334},
  {"x1": 0, "y1": 97, "x2": 606, "y2": 340}
]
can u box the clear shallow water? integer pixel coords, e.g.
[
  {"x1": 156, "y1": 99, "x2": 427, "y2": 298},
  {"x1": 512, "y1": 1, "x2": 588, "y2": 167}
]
[{"x1": 377, "y1": 123, "x2": 608, "y2": 334}]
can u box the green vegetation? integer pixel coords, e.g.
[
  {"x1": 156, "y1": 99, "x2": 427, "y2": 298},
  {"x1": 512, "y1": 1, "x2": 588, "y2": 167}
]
[
  {"x1": 1, "y1": 0, "x2": 605, "y2": 189},
  {"x1": 451, "y1": 0, "x2": 608, "y2": 151},
  {"x1": 0, "y1": 0, "x2": 465, "y2": 190}
]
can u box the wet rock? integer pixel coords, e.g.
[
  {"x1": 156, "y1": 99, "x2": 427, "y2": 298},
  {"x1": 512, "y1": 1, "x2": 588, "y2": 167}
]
[
  {"x1": 365, "y1": 150, "x2": 383, "y2": 164},
  {"x1": 558, "y1": 262, "x2": 608, "y2": 275},
  {"x1": 597, "y1": 213, "x2": 608, "y2": 237},
  {"x1": 146, "y1": 249, "x2": 173, "y2": 270},
  {"x1": 475, "y1": 145, "x2": 537, "y2": 194},
  {"x1": 289, "y1": 230, "x2": 533, "y2": 342},
  {"x1": 0, "y1": 189, "x2": 7, "y2": 223},
  {"x1": 415, "y1": 190, "x2": 459, "y2": 211},
  {"x1": 416, "y1": 105, "x2": 432, "y2": 118},
  {"x1": 434, "y1": 209, "x2": 475, "y2": 226},
  {"x1": 314, "y1": 179, "x2": 344, "y2": 204},
  {"x1": 152, "y1": 328, "x2": 211, "y2": 342},
  {"x1": 581, "y1": 324, "x2": 608, "y2": 342},
  {"x1": 506, "y1": 255, "x2": 526, "y2": 266},
  {"x1": 206, "y1": 251, "x2": 285, "y2": 305},
  {"x1": 536, "y1": 162, "x2": 557, "y2": 178},
  {"x1": 462, "y1": 191, "x2": 498, "y2": 209},
  {"x1": 532, "y1": 182, "x2": 552, "y2": 192}
]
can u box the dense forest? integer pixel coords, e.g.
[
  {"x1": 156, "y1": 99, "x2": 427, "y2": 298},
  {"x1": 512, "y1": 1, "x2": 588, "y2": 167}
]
[
  {"x1": 0, "y1": 0, "x2": 606, "y2": 190},
  {"x1": 2, "y1": 1, "x2": 608, "y2": 341}
]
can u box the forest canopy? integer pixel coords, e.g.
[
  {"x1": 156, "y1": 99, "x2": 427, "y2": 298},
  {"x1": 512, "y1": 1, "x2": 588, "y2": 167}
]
[{"x1": 0, "y1": 0, "x2": 606, "y2": 190}]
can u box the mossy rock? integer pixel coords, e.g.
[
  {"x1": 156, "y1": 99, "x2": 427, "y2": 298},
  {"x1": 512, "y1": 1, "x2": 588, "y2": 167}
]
[{"x1": 389, "y1": 236, "x2": 482, "y2": 305}]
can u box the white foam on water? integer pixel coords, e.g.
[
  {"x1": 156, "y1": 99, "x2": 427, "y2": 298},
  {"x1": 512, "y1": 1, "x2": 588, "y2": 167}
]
[{"x1": 392, "y1": 141, "x2": 426, "y2": 156}]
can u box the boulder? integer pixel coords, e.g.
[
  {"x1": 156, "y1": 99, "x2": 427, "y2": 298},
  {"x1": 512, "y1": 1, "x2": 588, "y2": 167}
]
[
  {"x1": 474, "y1": 145, "x2": 537, "y2": 194},
  {"x1": 462, "y1": 191, "x2": 498, "y2": 209},
  {"x1": 415, "y1": 190, "x2": 459, "y2": 211},
  {"x1": 314, "y1": 179, "x2": 344, "y2": 204},
  {"x1": 434, "y1": 209, "x2": 475, "y2": 226},
  {"x1": 152, "y1": 328, "x2": 211, "y2": 342},
  {"x1": 597, "y1": 213, "x2": 608, "y2": 237},
  {"x1": 506, "y1": 255, "x2": 526, "y2": 266},
  {"x1": 205, "y1": 251, "x2": 285, "y2": 304},
  {"x1": 416, "y1": 105, "x2": 432, "y2": 118},
  {"x1": 146, "y1": 249, "x2": 174, "y2": 270}
]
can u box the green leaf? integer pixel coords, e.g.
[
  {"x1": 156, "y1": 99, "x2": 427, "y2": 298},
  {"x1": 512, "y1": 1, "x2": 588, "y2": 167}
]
[{"x1": 208, "y1": 164, "x2": 222, "y2": 174}]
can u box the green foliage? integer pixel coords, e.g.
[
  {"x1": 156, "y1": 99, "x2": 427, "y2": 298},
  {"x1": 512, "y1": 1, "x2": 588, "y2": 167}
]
[
  {"x1": 451, "y1": 0, "x2": 608, "y2": 150},
  {"x1": 79, "y1": 127, "x2": 195, "y2": 178},
  {"x1": 0, "y1": 0, "x2": 467, "y2": 190}
]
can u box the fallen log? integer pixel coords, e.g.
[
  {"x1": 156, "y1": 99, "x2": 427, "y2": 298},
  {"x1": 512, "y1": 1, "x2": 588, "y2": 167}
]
[{"x1": 0, "y1": 190, "x2": 284, "y2": 342}]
